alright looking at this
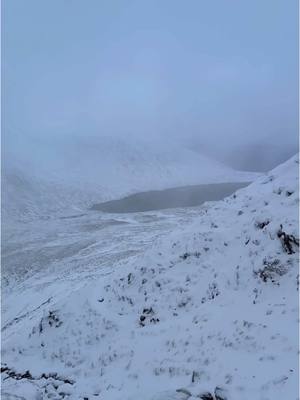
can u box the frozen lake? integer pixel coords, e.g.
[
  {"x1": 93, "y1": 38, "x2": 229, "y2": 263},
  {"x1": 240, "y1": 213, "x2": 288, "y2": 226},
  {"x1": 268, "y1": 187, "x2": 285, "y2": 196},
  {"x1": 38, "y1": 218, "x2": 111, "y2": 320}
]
[{"x1": 91, "y1": 182, "x2": 249, "y2": 213}]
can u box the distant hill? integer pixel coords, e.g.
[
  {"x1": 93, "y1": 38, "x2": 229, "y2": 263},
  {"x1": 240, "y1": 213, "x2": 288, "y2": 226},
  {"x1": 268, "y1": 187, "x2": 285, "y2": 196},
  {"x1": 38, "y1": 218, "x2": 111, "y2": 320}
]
[{"x1": 2, "y1": 136, "x2": 260, "y2": 222}]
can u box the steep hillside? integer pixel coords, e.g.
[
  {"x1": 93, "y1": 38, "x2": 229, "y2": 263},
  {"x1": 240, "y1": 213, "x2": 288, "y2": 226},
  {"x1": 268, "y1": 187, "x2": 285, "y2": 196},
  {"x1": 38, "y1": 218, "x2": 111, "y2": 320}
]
[{"x1": 1, "y1": 155, "x2": 298, "y2": 400}]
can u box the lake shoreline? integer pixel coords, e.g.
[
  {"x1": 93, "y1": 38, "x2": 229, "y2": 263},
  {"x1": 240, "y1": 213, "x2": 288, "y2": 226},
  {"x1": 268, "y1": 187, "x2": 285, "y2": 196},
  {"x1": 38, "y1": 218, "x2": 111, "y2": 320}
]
[{"x1": 91, "y1": 181, "x2": 250, "y2": 213}]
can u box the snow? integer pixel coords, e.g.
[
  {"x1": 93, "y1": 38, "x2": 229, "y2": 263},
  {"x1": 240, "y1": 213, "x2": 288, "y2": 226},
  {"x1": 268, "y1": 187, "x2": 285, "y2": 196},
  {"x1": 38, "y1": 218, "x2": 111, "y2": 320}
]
[
  {"x1": 1, "y1": 155, "x2": 299, "y2": 400},
  {"x1": 2, "y1": 137, "x2": 260, "y2": 223}
]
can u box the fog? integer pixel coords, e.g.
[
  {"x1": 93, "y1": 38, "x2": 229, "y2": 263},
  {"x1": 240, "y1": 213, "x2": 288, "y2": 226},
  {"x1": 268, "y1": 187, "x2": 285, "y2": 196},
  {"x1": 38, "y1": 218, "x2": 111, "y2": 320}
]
[
  {"x1": 2, "y1": 0, "x2": 298, "y2": 174},
  {"x1": 2, "y1": 4, "x2": 299, "y2": 396}
]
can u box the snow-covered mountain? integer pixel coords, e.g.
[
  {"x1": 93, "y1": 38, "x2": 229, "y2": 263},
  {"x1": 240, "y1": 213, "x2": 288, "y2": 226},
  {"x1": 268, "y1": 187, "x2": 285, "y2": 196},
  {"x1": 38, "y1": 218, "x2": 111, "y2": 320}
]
[
  {"x1": 2, "y1": 155, "x2": 298, "y2": 399},
  {"x1": 2, "y1": 136, "x2": 260, "y2": 222}
]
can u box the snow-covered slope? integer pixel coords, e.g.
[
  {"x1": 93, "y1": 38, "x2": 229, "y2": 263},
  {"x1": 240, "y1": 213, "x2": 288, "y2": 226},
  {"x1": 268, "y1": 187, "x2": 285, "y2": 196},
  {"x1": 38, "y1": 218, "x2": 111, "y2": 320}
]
[
  {"x1": 2, "y1": 136, "x2": 259, "y2": 222},
  {"x1": 1, "y1": 155, "x2": 298, "y2": 400}
]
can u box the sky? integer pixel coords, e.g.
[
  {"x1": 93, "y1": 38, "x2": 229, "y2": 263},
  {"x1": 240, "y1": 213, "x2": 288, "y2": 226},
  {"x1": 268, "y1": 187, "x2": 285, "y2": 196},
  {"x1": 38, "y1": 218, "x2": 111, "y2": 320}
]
[{"x1": 2, "y1": 0, "x2": 299, "y2": 170}]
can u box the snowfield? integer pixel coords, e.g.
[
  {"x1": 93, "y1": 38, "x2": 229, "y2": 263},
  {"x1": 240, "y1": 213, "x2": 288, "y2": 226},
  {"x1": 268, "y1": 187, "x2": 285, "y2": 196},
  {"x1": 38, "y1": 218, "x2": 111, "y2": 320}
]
[
  {"x1": 2, "y1": 137, "x2": 260, "y2": 223},
  {"x1": 1, "y1": 155, "x2": 299, "y2": 400}
]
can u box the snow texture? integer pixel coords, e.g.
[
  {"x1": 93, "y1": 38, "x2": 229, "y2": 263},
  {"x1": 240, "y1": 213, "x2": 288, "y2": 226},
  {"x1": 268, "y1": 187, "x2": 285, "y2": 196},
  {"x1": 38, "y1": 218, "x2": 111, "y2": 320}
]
[{"x1": 1, "y1": 155, "x2": 299, "y2": 400}]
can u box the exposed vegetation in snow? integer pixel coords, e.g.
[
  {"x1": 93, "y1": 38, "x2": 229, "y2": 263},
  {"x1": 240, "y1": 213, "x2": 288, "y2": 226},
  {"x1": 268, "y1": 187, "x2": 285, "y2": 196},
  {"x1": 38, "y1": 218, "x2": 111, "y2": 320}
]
[{"x1": 1, "y1": 155, "x2": 298, "y2": 400}]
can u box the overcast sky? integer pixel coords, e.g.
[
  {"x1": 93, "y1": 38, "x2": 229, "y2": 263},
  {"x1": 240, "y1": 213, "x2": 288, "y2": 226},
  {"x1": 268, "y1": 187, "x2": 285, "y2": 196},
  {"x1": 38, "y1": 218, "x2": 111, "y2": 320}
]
[{"x1": 2, "y1": 0, "x2": 298, "y2": 169}]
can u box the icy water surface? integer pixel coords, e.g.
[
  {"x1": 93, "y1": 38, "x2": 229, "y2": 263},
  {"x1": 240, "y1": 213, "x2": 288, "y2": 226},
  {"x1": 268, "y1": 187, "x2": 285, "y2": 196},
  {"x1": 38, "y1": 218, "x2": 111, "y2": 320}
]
[{"x1": 91, "y1": 182, "x2": 249, "y2": 213}]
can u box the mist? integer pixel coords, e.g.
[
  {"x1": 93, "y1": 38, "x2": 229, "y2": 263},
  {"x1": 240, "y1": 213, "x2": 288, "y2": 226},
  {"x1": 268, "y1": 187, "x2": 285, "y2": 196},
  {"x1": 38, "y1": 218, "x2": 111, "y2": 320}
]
[
  {"x1": 2, "y1": 3, "x2": 299, "y2": 398},
  {"x1": 2, "y1": 0, "x2": 298, "y2": 175}
]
